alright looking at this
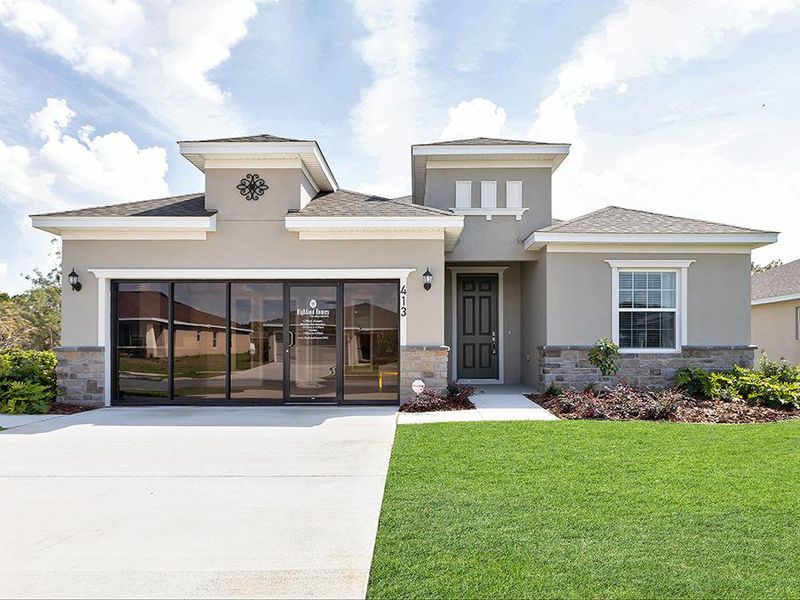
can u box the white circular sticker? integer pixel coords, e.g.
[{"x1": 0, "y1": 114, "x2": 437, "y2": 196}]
[
  {"x1": 309, "y1": 299, "x2": 317, "y2": 309},
  {"x1": 411, "y1": 379, "x2": 426, "y2": 395}
]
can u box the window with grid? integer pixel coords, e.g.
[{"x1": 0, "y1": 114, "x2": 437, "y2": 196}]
[{"x1": 618, "y1": 271, "x2": 677, "y2": 349}]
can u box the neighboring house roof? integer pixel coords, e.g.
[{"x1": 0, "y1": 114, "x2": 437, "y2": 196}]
[
  {"x1": 30, "y1": 193, "x2": 214, "y2": 218},
  {"x1": 414, "y1": 137, "x2": 561, "y2": 146},
  {"x1": 536, "y1": 206, "x2": 771, "y2": 235},
  {"x1": 177, "y1": 133, "x2": 311, "y2": 144},
  {"x1": 296, "y1": 189, "x2": 453, "y2": 217},
  {"x1": 752, "y1": 259, "x2": 800, "y2": 303}
]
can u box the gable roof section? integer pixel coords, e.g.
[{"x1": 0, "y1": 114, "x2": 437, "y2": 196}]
[
  {"x1": 30, "y1": 193, "x2": 216, "y2": 240},
  {"x1": 31, "y1": 193, "x2": 213, "y2": 218},
  {"x1": 752, "y1": 259, "x2": 800, "y2": 304},
  {"x1": 414, "y1": 137, "x2": 563, "y2": 146},
  {"x1": 178, "y1": 133, "x2": 310, "y2": 144},
  {"x1": 296, "y1": 189, "x2": 453, "y2": 217},
  {"x1": 525, "y1": 206, "x2": 777, "y2": 251}
]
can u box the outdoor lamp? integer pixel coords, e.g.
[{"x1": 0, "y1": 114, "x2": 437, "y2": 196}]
[
  {"x1": 68, "y1": 268, "x2": 82, "y2": 292},
  {"x1": 422, "y1": 267, "x2": 433, "y2": 291}
]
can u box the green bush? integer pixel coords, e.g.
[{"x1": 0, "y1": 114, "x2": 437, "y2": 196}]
[
  {"x1": 1, "y1": 381, "x2": 52, "y2": 414},
  {"x1": 0, "y1": 349, "x2": 57, "y2": 413},
  {"x1": 588, "y1": 338, "x2": 620, "y2": 376},
  {"x1": 677, "y1": 356, "x2": 800, "y2": 410}
]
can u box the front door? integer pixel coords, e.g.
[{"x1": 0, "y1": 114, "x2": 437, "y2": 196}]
[
  {"x1": 457, "y1": 274, "x2": 499, "y2": 380},
  {"x1": 287, "y1": 284, "x2": 339, "y2": 402}
]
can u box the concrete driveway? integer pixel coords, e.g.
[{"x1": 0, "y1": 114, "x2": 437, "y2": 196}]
[{"x1": 0, "y1": 406, "x2": 397, "y2": 599}]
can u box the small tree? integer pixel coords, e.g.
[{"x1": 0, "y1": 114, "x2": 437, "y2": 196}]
[{"x1": 588, "y1": 337, "x2": 621, "y2": 376}]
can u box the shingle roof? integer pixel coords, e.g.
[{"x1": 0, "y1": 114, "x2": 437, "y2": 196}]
[
  {"x1": 296, "y1": 189, "x2": 453, "y2": 217},
  {"x1": 752, "y1": 259, "x2": 800, "y2": 301},
  {"x1": 414, "y1": 137, "x2": 561, "y2": 146},
  {"x1": 31, "y1": 193, "x2": 214, "y2": 218},
  {"x1": 536, "y1": 206, "x2": 772, "y2": 235},
  {"x1": 178, "y1": 133, "x2": 310, "y2": 143}
]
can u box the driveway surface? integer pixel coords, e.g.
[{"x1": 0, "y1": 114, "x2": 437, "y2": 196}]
[{"x1": 0, "y1": 406, "x2": 397, "y2": 599}]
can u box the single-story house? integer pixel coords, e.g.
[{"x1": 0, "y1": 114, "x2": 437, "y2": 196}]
[
  {"x1": 752, "y1": 259, "x2": 800, "y2": 365},
  {"x1": 31, "y1": 134, "x2": 778, "y2": 406}
]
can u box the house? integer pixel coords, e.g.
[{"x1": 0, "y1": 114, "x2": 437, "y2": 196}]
[
  {"x1": 751, "y1": 259, "x2": 800, "y2": 365},
  {"x1": 31, "y1": 134, "x2": 778, "y2": 406}
]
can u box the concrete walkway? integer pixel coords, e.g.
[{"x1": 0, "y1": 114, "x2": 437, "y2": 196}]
[
  {"x1": 397, "y1": 385, "x2": 558, "y2": 424},
  {"x1": 0, "y1": 406, "x2": 397, "y2": 599},
  {"x1": 0, "y1": 412, "x2": 72, "y2": 430}
]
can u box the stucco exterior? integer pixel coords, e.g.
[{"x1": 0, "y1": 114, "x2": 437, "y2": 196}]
[{"x1": 752, "y1": 300, "x2": 800, "y2": 365}]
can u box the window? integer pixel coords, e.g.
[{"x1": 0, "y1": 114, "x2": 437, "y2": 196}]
[
  {"x1": 480, "y1": 181, "x2": 497, "y2": 208},
  {"x1": 506, "y1": 181, "x2": 522, "y2": 209},
  {"x1": 617, "y1": 271, "x2": 677, "y2": 350},
  {"x1": 455, "y1": 181, "x2": 472, "y2": 208}
]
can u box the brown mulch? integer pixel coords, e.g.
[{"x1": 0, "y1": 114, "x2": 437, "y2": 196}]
[
  {"x1": 530, "y1": 385, "x2": 800, "y2": 424},
  {"x1": 48, "y1": 402, "x2": 95, "y2": 414},
  {"x1": 399, "y1": 383, "x2": 478, "y2": 413}
]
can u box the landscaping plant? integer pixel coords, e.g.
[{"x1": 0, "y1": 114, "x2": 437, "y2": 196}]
[
  {"x1": 0, "y1": 349, "x2": 57, "y2": 414},
  {"x1": 587, "y1": 337, "x2": 620, "y2": 376},
  {"x1": 399, "y1": 381, "x2": 478, "y2": 412}
]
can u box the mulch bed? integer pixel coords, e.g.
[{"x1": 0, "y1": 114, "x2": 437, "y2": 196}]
[
  {"x1": 399, "y1": 383, "x2": 477, "y2": 413},
  {"x1": 48, "y1": 402, "x2": 95, "y2": 415},
  {"x1": 530, "y1": 384, "x2": 800, "y2": 424}
]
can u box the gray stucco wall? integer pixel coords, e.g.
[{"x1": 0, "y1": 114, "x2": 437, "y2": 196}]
[
  {"x1": 425, "y1": 167, "x2": 552, "y2": 261},
  {"x1": 520, "y1": 252, "x2": 547, "y2": 387},
  {"x1": 545, "y1": 251, "x2": 752, "y2": 346}
]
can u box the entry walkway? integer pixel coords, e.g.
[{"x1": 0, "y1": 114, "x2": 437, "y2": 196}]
[
  {"x1": 0, "y1": 406, "x2": 397, "y2": 599},
  {"x1": 397, "y1": 384, "x2": 558, "y2": 424}
]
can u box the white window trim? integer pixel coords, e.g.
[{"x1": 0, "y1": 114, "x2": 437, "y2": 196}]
[
  {"x1": 605, "y1": 260, "x2": 694, "y2": 354},
  {"x1": 480, "y1": 181, "x2": 497, "y2": 209},
  {"x1": 506, "y1": 180, "x2": 522, "y2": 209},
  {"x1": 455, "y1": 180, "x2": 472, "y2": 209}
]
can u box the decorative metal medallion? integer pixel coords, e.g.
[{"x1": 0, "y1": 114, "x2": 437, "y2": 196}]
[{"x1": 237, "y1": 173, "x2": 268, "y2": 201}]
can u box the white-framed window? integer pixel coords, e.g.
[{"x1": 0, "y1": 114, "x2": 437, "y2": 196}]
[
  {"x1": 455, "y1": 181, "x2": 472, "y2": 208},
  {"x1": 606, "y1": 260, "x2": 694, "y2": 353},
  {"x1": 506, "y1": 181, "x2": 522, "y2": 209},
  {"x1": 480, "y1": 181, "x2": 497, "y2": 208}
]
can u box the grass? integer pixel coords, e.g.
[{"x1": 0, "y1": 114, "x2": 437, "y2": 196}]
[{"x1": 367, "y1": 420, "x2": 800, "y2": 599}]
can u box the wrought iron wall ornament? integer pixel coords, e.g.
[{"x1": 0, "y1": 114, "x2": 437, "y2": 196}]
[{"x1": 237, "y1": 173, "x2": 268, "y2": 201}]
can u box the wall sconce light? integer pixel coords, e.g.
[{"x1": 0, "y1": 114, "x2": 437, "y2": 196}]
[
  {"x1": 422, "y1": 267, "x2": 433, "y2": 291},
  {"x1": 67, "y1": 268, "x2": 82, "y2": 292}
]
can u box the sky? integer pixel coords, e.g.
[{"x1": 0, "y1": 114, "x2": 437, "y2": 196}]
[{"x1": 0, "y1": 0, "x2": 798, "y2": 294}]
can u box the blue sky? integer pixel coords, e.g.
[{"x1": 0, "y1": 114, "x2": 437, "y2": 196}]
[{"x1": 0, "y1": 0, "x2": 798, "y2": 293}]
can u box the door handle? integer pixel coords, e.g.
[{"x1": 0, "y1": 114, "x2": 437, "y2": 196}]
[{"x1": 287, "y1": 330, "x2": 295, "y2": 349}]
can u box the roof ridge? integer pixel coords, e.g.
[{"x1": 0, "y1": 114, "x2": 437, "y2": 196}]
[{"x1": 31, "y1": 192, "x2": 205, "y2": 218}]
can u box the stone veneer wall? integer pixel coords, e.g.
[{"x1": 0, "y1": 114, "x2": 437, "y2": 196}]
[
  {"x1": 55, "y1": 346, "x2": 105, "y2": 407},
  {"x1": 400, "y1": 345, "x2": 450, "y2": 402},
  {"x1": 538, "y1": 345, "x2": 756, "y2": 390}
]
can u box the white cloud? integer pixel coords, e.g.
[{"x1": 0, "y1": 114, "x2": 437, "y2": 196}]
[
  {"x1": 440, "y1": 98, "x2": 506, "y2": 141},
  {"x1": 0, "y1": 98, "x2": 169, "y2": 293},
  {"x1": 0, "y1": 0, "x2": 264, "y2": 136},
  {"x1": 529, "y1": 0, "x2": 800, "y2": 143},
  {"x1": 350, "y1": 0, "x2": 429, "y2": 196}
]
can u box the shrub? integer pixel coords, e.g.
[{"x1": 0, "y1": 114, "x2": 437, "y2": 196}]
[
  {"x1": 544, "y1": 383, "x2": 563, "y2": 397},
  {"x1": 0, "y1": 381, "x2": 52, "y2": 414},
  {"x1": 676, "y1": 367, "x2": 713, "y2": 398},
  {"x1": 588, "y1": 337, "x2": 620, "y2": 376},
  {"x1": 400, "y1": 381, "x2": 477, "y2": 413}
]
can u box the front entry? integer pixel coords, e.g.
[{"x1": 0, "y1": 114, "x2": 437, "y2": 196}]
[{"x1": 457, "y1": 274, "x2": 499, "y2": 380}]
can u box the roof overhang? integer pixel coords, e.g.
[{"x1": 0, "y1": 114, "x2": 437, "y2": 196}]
[
  {"x1": 31, "y1": 214, "x2": 217, "y2": 240},
  {"x1": 523, "y1": 231, "x2": 779, "y2": 252},
  {"x1": 752, "y1": 292, "x2": 800, "y2": 306},
  {"x1": 178, "y1": 141, "x2": 338, "y2": 192},
  {"x1": 412, "y1": 143, "x2": 571, "y2": 171},
  {"x1": 284, "y1": 215, "x2": 465, "y2": 251}
]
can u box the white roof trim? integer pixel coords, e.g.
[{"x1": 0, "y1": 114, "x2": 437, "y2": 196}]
[
  {"x1": 752, "y1": 292, "x2": 800, "y2": 306},
  {"x1": 31, "y1": 214, "x2": 217, "y2": 240},
  {"x1": 524, "y1": 231, "x2": 778, "y2": 251},
  {"x1": 412, "y1": 144, "x2": 570, "y2": 156},
  {"x1": 178, "y1": 140, "x2": 338, "y2": 192},
  {"x1": 88, "y1": 268, "x2": 416, "y2": 280}
]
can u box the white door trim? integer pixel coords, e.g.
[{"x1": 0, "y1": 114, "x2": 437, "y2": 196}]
[{"x1": 448, "y1": 266, "x2": 508, "y2": 384}]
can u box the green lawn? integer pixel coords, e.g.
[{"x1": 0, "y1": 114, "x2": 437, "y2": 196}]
[{"x1": 367, "y1": 420, "x2": 800, "y2": 599}]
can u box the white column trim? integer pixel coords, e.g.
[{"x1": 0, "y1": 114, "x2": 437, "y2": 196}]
[
  {"x1": 96, "y1": 276, "x2": 111, "y2": 407},
  {"x1": 448, "y1": 266, "x2": 508, "y2": 384}
]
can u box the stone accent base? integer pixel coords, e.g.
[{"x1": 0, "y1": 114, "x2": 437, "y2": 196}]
[
  {"x1": 55, "y1": 346, "x2": 105, "y2": 407},
  {"x1": 538, "y1": 345, "x2": 755, "y2": 390},
  {"x1": 400, "y1": 345, "x2": 450, "y2": 402}
]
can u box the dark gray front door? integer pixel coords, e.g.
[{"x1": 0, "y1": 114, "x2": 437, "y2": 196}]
[{"x1": 457, "y1": 275, "x2": 498, "y2": 380}]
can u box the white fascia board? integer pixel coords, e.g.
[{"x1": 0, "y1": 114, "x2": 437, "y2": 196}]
[
  {"x1": 523, "y1": 231, "x2": 778, "y2": 251},
  {"x1": 31, "y1": 214, "x2": 216, "y2": 239},
  {"x1": 88, "y1": 267, "x2": 416, "y2": 280},
  {"x1": 412, "y1": 144, "x2": 570, "y2": 157},
  {"x1": 178, "y1": 141, "x2": 337, "y2": 191},
  {"x1": 752, "y1": 293, "x2": 800, "y2": 306}
]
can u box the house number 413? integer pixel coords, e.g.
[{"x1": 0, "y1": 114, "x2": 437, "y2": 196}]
[{"x1": 400, "y1": 285, "x2": 407, "y2": 317}]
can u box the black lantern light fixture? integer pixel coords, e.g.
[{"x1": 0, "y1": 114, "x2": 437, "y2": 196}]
[
  {"x1": 422, "y1": 267, "x2": 433, "y2": 291},
  {"x1": 67, "y1": 268, "x2": 82, "y2": 292}
]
